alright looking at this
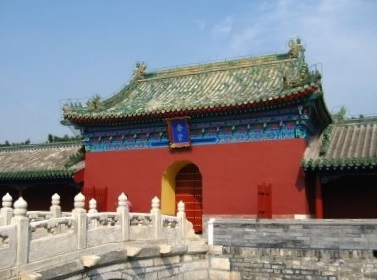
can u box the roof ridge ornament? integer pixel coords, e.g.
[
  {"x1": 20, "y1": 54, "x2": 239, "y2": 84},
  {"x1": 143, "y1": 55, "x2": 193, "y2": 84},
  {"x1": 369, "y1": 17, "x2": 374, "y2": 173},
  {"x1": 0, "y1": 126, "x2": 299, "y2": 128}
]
[
  {"x1": 283, "y1": 37, "x2": 312, "y2": 88},
  {"x1": 288, "y1": 37, "x2": 305, "y2": 59},
  {"x1": 133, "y1": 62, "x2": 147, "y2": 80},
  {"x1": 86, "y1": 94, "x2": 103, "y2": 110}
]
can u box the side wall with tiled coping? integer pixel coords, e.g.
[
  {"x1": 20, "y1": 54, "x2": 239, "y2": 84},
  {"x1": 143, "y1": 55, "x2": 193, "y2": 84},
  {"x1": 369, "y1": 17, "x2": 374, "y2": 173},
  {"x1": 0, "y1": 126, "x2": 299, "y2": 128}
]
[{"x1": 210, "y1": 219, "x2": 377, "y2": 279}]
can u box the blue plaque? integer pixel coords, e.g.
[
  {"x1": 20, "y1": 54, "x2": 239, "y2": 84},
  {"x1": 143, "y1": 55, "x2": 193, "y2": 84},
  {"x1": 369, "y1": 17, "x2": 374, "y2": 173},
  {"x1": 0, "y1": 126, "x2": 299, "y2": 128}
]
[{"x1": 165, "y1": 117, "x2": 191, "y2": 149}]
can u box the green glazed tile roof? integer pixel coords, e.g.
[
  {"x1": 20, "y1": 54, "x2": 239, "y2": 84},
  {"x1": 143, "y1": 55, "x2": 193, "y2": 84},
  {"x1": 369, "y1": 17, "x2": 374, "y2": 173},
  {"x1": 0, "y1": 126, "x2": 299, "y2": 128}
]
[
  {"x1": 63, "y1": 39, "x2": 322, "y2": 122},
  {"x1": 302, "y1": 117, "x2": 377, "y2": 171},
  {"x1": 0, "y1": 142, "x2": 84, "y2": 181}
]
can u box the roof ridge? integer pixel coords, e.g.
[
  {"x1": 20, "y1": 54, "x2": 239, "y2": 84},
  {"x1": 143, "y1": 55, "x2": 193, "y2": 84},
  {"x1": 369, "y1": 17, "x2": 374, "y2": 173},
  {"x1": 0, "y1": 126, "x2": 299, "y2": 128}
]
[
  {"x1": 141, "y1": 53, "x2": 289, "y2": 81},
  {"x1": 335, "y1": 116, "x2": 377, "y2": 126},
  {"x1": 0, "y1": 141, "x2": 82, "y2": 153}
]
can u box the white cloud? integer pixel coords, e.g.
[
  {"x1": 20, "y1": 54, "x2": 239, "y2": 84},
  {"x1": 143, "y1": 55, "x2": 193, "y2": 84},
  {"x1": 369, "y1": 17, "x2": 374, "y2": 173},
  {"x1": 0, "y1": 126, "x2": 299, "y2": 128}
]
[{"x1": 209, "y1": 0, "x2": 377, "y2": 116}]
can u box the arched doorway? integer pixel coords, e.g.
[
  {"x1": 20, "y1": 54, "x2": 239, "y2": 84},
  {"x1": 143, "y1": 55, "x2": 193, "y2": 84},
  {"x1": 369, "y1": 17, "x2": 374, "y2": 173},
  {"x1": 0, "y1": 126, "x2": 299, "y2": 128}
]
[{"x1": 175, "y1": 164, "x2": 203, "y2": 233}]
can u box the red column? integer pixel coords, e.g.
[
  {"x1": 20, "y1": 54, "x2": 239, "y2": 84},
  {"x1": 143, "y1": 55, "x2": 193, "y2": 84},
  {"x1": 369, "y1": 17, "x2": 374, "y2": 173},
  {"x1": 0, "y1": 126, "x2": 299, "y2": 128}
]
[{"x1": 314, "y1": 176, "x2": 323, "y2": 219}]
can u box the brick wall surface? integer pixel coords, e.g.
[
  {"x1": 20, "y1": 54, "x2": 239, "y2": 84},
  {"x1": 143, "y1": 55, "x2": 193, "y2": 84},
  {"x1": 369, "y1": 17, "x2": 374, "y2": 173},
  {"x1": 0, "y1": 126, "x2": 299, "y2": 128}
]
[
  {"x1": 212, "y1": 219, "x2": 377, "y2": 280},
  {"x1": 213, "y1": 219, "x2": 377, "y2": 250}
]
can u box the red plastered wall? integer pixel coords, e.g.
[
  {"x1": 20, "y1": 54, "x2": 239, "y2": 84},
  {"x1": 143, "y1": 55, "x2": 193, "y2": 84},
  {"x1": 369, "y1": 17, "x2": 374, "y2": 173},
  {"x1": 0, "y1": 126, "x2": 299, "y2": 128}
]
[{"x1": 83, "y1": 138, "x2": 308, "y2": 216}]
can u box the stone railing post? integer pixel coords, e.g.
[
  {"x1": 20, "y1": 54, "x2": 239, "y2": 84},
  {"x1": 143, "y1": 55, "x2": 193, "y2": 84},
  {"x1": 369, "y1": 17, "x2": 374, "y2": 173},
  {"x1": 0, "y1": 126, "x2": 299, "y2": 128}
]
[
  {"x1": 50, "y1": 193, "x2": 62, "y2": 218},
  {"x1": 117, "y1": 193, "x2": 130, "y2": 241},
  {"x1": 87, "y1": 198, "x2": 98, "y2": 229},
  {"x1": 151, "y1": 196, "x2": 161, "y2": 240},
  {"x1": 11, "y1": 197, "x2": 29, "y2": 265},
  {"x1": 176, "y1": 200, "x2": 186, "y2": 240},
  {"x1": 207, "y1": 218, "x2": 216, "y2": 246},
  {"x1": 72, "y1": 193, "x2": 87, "y2": 250},
  {"x1": 88, "y1": 198, "x2": 98, "y2": 214},
  {"x1": 0, "y1": 193, "x2": 13, "y2": 226}
]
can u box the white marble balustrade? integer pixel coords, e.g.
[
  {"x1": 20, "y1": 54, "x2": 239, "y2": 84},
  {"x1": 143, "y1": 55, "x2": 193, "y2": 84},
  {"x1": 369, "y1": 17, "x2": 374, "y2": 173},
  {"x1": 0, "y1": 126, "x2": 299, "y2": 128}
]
[{"x1": 0, "y1": 192, "x2": 191, "y2": 270}]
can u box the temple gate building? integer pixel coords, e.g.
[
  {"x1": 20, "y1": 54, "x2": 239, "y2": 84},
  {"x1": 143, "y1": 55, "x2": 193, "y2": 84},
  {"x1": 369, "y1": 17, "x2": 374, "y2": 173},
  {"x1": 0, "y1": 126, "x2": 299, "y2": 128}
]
[{"x1": 62, "y1": 38, "x2": 338, "y2": 233}]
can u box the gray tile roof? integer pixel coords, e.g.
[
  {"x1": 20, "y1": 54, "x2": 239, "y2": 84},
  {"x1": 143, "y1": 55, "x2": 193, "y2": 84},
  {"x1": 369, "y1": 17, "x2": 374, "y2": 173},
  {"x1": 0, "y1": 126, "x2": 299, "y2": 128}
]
[
  {"x1": 0, "y1": 142, "x2": 84, "y2": 180},
  {"x1": 302, "y1": 117, "x2": 377, "y2": 171}
]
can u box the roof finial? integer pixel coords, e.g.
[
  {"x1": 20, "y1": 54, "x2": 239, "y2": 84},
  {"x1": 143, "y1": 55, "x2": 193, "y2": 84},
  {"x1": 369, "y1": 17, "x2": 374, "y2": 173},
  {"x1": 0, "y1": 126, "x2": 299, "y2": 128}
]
[
  {"x1": 288, "y1": 37, "x2": 305, "y2": 58},
  {"x1": 133, "y1": 62, "x2": 147, "y2": 80},
  {"x1": 86, "y1": 94, "x2": 102, "y2": 110}
]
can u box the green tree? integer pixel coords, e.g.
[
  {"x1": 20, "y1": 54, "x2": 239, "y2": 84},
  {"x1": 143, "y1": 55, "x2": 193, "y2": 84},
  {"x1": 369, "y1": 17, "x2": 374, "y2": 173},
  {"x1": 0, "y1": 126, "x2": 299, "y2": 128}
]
[
  {"x1": 332, "y1": 106, "x2": 347, "y2": 123},
  {"x1": 47, "y1": 134, "x2": 81, "y2": 143}
]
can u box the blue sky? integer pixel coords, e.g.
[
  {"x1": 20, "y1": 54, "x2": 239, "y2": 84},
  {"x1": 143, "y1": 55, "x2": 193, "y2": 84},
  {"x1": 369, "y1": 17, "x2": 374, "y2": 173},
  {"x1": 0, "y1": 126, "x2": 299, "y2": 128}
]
[{"x1": 1, "y1": 0, "x2": 377, "y2": 143}]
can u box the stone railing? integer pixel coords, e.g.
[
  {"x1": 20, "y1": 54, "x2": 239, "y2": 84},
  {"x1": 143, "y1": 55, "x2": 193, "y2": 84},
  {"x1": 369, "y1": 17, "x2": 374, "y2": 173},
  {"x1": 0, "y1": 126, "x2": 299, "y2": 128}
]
[{"x1": 0, "y1": 192, "x2": 195, "y2": 271}]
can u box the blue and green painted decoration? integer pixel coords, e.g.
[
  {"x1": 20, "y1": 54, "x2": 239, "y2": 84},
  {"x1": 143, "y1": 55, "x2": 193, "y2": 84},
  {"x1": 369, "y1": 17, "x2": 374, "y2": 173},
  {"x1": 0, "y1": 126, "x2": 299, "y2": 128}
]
[{"x1": 83, "y1": 109, "x2": 312, "y2": 152}]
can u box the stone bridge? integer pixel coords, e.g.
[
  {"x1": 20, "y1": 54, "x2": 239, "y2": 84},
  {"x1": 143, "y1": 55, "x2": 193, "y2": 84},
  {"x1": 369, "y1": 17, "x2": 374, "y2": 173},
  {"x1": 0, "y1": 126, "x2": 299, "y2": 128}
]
[
  {"x1": 3, "y1": 192, "x2": 377, "y2": 279},
  {"x1": 0, "y1": 193, "x2": 236, "y2": 280}
]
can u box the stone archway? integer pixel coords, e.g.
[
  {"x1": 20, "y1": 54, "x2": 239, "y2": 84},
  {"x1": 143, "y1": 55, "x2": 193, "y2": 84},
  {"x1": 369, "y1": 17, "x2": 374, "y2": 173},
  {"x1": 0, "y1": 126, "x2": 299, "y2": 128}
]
[
  {"x1": 161, "y1": 160, "x2": 191, "y2": 216},
  {"x1": 161, "y1": 161, "x2": 203, "y2": 233}
]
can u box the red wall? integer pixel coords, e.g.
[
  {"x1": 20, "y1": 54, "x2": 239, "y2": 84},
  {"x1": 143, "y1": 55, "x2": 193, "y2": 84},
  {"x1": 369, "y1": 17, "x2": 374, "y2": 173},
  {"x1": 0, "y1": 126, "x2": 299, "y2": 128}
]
[{"x1": 83, "y1": 139, "x2": 308, "y2": 216}]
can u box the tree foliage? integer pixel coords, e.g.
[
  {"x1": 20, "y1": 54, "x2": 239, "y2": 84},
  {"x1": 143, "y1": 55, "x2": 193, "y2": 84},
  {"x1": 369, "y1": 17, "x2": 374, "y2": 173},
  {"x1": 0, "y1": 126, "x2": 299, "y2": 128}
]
[
  {"x1": 331, "y1": 106, "x2": 347, "y2": 123},
  {"x1": 47, "y1": 134, "x2": 81, "y2": 143},
  {"x1": 0, "y1": 139, "x2": 30, "y2": 147}
]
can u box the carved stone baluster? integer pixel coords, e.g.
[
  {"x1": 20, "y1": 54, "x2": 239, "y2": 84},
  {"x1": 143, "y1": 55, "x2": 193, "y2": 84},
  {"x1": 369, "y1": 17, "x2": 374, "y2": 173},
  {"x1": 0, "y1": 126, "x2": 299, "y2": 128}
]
[
  {"x1": 50, "y1": 193, "x2": 62, "y2": 218},
  {"x1": 11, "y1": 197, "x2": 29, "y2": 265},
  {"x1": 151, "y1": 196, "x2": 161, "y2": 240},
  {"x1": 177, "y1": 200, "x2": 186, "y2": 240},
  {"x1": 117, "y1": 193, "x2": 129, "y2": 241},
  {"x1": 0, "y1": 193, "x2": 13, "y2": 226},
  {"x1": 88, "y1": 198, "x2": 98, "y2": 214},
  {"x1": 72, "y1": 193, "x2": 87, "y2": 249},
  {"x1": 88, "y1": 198, "x2": 98, "y2": 229}
]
